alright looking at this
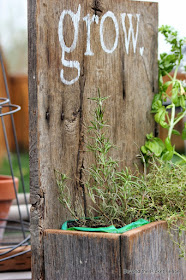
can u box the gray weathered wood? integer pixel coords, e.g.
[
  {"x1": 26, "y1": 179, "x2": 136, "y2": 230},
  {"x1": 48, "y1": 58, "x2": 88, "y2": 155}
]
[
  {"x1": 44, "y1": 230, "x2": 121, "y2": 280},
  {"x1": 28, "y1": 0, "x2": 158, "y2": 278},
  {"x1": 28, "y1": 1, "x2": 44, "y2": 278},
  {"x1": 43, "y1": 222, "x2": 186, "y2": 280},
  {"x1": 121, "y1": 221, "x2": 186, "y2": 280}
]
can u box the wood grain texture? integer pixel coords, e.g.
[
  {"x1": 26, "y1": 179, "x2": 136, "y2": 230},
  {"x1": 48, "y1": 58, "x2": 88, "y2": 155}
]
[
  {"x1": 29, "y1": 1, "x2": 158, "y2": 278},
  {"x1": 0, "y1": 245, "x2": 31, "y2": 272},
  {"x1": 44, "y1": 229, "x2": 121, "y2": 280},
  {"x1": 28, "y1": 1, "x2": 44, "y2": 279},
  {"x1": 121, "y1": 221, "x2": 186, "y2": 280},
  {"x1": 43, "y1": 222, "x2": 185, "y2": 280}
]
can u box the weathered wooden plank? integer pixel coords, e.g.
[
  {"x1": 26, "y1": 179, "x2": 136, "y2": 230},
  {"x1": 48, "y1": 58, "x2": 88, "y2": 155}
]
[
  {"x1": 44, "y1": 222, "x2": 186, "y2": 280},
  {"x1": 44, "y1": 229, "x2": 121, "y2": 280},
  {"x1": 28, "y1": 1, "x2": 44, "y2": 279},
  {"x1": 29, "y1": 1, "x2": 158, "y2": 278},
  {"x1": 121, "y1": 221, "x2": 186, "y2": 280},
  {"x1": 0, "y1": 245, "x2": 31, "y2": 272}
]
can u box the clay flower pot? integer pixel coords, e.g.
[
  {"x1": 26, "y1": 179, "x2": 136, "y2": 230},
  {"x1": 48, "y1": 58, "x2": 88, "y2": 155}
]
[{"x1": 0, "y1": 175, "x2": 19, "y2": 240}]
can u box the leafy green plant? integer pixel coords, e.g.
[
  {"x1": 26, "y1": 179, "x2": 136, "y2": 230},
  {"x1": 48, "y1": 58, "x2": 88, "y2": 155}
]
[
  {"x1": 57, "y1": 91, "x2": 185, "y2": 258},
  {"x1": 141, "y1": 26, "x2": 186, "y2": 164}
]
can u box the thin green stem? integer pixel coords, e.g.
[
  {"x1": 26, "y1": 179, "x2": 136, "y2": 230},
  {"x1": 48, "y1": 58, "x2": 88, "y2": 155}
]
[
  {"x1": 165, "y1": 71, "x2": 173, "y2": 80},
  {"x1": 174, "y1": 151, "x2": 186, "y2": 163},
  {"x1": 173, "y1": 65, "x2": 179, "y2": 81},
  {"x1": 173, "y1": 110, "x2": 186, "y2": 126},
  {"x1": 166, "y1": 111, "x2": 171, "y2": 125},
  {"x1": 168, "y1": 103, "x2": 175, "y2": 139}
]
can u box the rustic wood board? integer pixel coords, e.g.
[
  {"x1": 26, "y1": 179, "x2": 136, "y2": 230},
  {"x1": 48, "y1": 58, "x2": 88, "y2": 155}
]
[
  {"x1": 44, "y1": 230, "x2": 121, "y2": 280},
  {"x1": 0, "y1": 245, "x2": 31, "y2": 272},
  {"x1": 121, "y1": 221, "x2": 186, "y2": 280},
  {"x1": 44, "y1": 222, "x2": 185, "y2": 280},
  {"x1": 28, "y1": 0, "x2": 158, "y2": 278}
]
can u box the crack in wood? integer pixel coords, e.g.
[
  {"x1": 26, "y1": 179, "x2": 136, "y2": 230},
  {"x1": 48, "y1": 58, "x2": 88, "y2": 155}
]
[
  {"x1": 74, "y1": 58, "x2": 87, "y2": 217},
  {"x1": 46, "y1": 110, "x2": 50, "y2": 121},
  {"x1": 91, "y1": 0, "x2": 103, "y2": 16},
  {"x1": 119, "y1": 45, "x2": 126, "y2": 101},
  {"x1": 61, "y1": 112, "x2": 64, "y2": 121},
  {"x1": 121, "y1": 55, "x2": 126, "y2": 100}
]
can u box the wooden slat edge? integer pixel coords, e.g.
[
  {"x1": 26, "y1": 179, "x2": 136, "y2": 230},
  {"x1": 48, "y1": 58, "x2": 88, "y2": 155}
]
[{"x1": 44, "y1": 229, "x2": 121, "y2": 239}]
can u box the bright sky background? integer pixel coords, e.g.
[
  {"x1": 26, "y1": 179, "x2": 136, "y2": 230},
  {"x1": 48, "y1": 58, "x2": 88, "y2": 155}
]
[
  {"x1": 138, "y1": 0, "x2": 186, "y2": 54},
  {"x1": 0, "y1": 0, "x2": 185, "y2": 72},
  {"x1": 0, "y1": 0, "x2": 27, "y2": 47}
]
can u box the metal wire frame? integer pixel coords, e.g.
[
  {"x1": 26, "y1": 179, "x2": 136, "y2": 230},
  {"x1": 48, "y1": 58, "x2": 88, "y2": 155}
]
[
  {"x1": 0, "y1": 219, "x2": 30, "y2": 247},
  {"x1": 0, "y1": 103, "x2": 27, "y2": 240},
  {"x1": 0, "y1": 97, "x2": 9, "y2": 106},
  {"x1": 0, "y1": 223, "x2": 31, "y2": 262},
  {"x1": 0, "y1": 52, "x2": 30, "y2": 219},
  {"x1": 0, "y1": 103, "x2": 21, "y2": 117},
  {"x1": 0, "y1": 51, "x2": 31, "y2": 262}
]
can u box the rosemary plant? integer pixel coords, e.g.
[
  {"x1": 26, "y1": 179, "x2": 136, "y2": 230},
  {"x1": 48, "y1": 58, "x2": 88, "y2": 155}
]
[{"x1": 57, "y1": 91, "x2": 185, "y2": 259}]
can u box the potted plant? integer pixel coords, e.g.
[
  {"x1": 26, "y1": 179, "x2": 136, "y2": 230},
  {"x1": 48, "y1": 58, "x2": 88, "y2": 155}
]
[
  {"x1": 43, "y1": 26, "x2": 185, "y2": 280},
  {"x1": 45, "y1": 93, "x2": 185, "y2": 279},
  {"x1": 0, "y1": 175, "x2": 19, "y2": 240}
]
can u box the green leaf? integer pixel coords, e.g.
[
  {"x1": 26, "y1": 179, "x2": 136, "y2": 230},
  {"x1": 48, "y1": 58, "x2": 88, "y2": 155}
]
[
  {"x1": 166, "y1": 104, "x2": 173, "y2": 109},
  {"x1": 172, "y1": 129, "x2": 180, "y2": 136},
  {"x1": 171, "y1": 87, "x2": 179, "y2": 105},
  {"x1": 165, "y1": 137, "x2": 173, "y2": 151},
  {"x1": 151, "y1": 94, "x2": 162, "y2": 111},
  {"x1": 162, "y1": 150, "x2": 174, "y2": 161},
  {"x1": 155, "y1": 138, "x2": 166, "y2": 151},
  {"x1": 182, "y1": 127, "x2": 186, "y2": 140},
  {"x1": 146, "y1": 133, "x2": 154, "y2": 140},
  {"x1": 160, "y1": 119, "x2": 169, "y2": 129},
  {"x1": 141, "y1": 146, "x2": 147, "y2": 154},
  {"x1": 154, "y1": 107, "x2": 166, "y2": 124},
  {"x1": 145, "y1": 138, "x2": 165, "y2": 157},
  {"x1": 180, "y1": 95, "x2": 186, "y2": 109}
]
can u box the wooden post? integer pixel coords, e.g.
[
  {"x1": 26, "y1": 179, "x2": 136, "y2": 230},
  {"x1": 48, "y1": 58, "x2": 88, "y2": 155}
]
[{"x1": 28, "y1": 0, "x2": 158, "y2": 278}]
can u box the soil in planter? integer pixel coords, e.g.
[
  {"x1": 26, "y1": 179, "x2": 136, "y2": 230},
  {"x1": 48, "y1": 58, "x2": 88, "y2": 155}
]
[{"x1": 67, "y1": 219, "x2": 109, "y2": 229}]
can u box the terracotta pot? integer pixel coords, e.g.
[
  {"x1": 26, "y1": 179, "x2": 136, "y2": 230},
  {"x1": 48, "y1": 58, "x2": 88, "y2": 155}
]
[
  {"x1": 9, "y1": 75, "x2": 29, "y2": 151},
  {"x1": 0, "y1": 175, "x2": 19, "y2": 240}
]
